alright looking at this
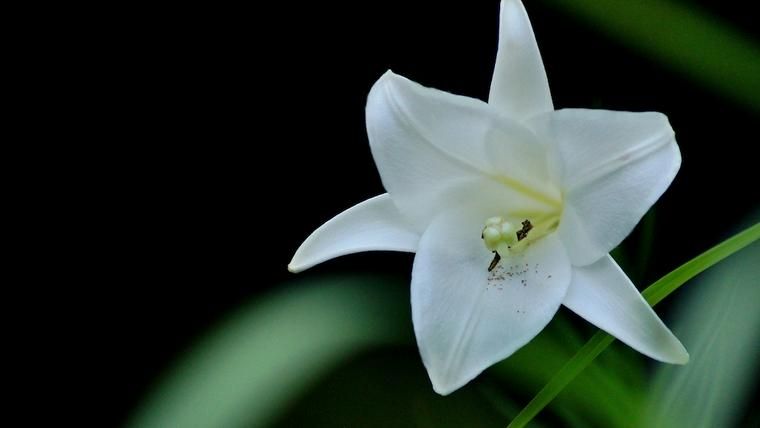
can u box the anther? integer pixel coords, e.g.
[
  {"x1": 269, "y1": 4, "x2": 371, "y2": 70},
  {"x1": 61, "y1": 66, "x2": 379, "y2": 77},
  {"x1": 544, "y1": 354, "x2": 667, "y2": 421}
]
[{"x1": 516, "y1": 219, "x2": 533, "y2": 241}]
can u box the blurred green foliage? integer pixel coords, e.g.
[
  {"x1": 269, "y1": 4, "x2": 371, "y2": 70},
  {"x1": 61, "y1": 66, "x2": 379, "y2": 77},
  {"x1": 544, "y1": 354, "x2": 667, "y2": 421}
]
[
  {"x1": 643, "y1": 228, "x2": 760, "y2": 427},
  {"x1": 543, "y1": 0, "x2": 760, "y2": 114},
  {"x1": 128, "y1": 276, "x2": 411, "y2": 428}
]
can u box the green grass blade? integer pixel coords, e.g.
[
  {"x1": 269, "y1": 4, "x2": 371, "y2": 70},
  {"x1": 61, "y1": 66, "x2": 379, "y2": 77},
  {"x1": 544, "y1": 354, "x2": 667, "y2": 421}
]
[
  {"x1": 507, "y1": 222, "x2": 760, "y2": 428},
  {"x1": 491, "y1": 312, "x2": 646, "y2": 428},
  {"x1": 506, "y1": 333, "x2": 614, "y2": 428},
  {"x1": 642, "y1": 222, "x2": 760, "y2": 306}
]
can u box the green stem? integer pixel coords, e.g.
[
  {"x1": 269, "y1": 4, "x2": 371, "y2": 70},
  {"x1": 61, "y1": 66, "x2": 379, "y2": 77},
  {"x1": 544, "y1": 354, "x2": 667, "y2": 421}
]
[{"x1": 507, "y1": 222, "x2": 760, "y2": 428}]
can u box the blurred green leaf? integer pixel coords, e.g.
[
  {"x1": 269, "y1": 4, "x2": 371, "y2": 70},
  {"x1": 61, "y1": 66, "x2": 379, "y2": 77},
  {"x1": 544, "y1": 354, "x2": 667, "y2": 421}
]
[
  {"x1": 506, "y1": 222, "x2": 760, "y2": 428},
  {"x1": 543, "y1": 0, "x2": 760, "y2": 113},
  {"x1": 128, "y1": 275, "x2": 411, "y2": 428},
  {"x1": 643, "y1": 223, "x2": 760, "y2": 427},
  {"x1": 492, "y1": 312, "x2": 645, "y2": 428},
  {"x1": 274, "y1": 348, "x2": 511, "y2": 428},
  {"x1": 642, "y1": 222, "x2": 760, "y2": 306}
]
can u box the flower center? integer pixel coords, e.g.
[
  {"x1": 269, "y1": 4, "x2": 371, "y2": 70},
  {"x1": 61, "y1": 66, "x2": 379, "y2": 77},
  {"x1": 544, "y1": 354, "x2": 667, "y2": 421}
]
[{"x1": 481, "y1": 214, "x2": 559, "y2": 271}]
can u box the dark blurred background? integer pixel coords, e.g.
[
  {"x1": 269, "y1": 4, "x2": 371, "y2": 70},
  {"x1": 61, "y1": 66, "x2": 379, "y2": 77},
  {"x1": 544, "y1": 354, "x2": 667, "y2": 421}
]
[{"x1": 73, "y1": 1, "x2": 760, "y2": 425}]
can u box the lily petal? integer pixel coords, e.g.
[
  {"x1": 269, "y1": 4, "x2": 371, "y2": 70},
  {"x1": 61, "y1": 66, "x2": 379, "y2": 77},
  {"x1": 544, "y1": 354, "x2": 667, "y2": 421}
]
[
  {"x1": 529, "y1": 109, "x2": 680, "y2": 266},
  {"x1": 412, "y1": 208, "x2": 571, "y2": 394},
  {"x1": 563, "y1": 255, "x2": 688, "y2": 364},
  {"x1": 483, "y1": 121, "x2": 562, "y2": 212},
  {"x1": 288, "y1": 194, "x2": 419, "y2": 273},
  {"x1": 367, "y1": 70, "x2": 543, "y2": 229},
  {"x1": 488, "y1": 0, "x2": 553, "y2": 121}
]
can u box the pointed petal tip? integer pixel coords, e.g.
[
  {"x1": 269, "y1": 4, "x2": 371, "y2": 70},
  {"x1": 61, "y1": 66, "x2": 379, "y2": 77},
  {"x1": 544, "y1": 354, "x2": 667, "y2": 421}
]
[
  {"x1": 287, "y1": 250, "x2": 308, "y2": 273},
  {"x1": 643, "y1": 332, "x2": 688, "y2": 365},
  {"x1": 286, "y1": 261, "x2": 301, "y2": 274},
  {"x1": 373, "y1": 69, "x2": 406, "y2": 91},
  {"x1": 663, "y1": 344, "x2": 689, "y2": 365},
  {"x1": 500, "y1": 0, "x2": 531, "y2": 24},
  {"x1": 431, "y1": 381, "x2": 457, "y2": 396},
  {"x1": 427, "y1": 363, "x2": 490, "y2": 395},
  {"x1": 367, "y1": 70, "x2": 397, "y2": 111},
  {"x1": 653, "y1": 349, "x2": 689, "y2": 365},
  {"x1": 428, "y1": 369, "x2": 470, "y2": 396},
  {"x1": 489, "y1": 0, "x2": 553, "y2": 119}
]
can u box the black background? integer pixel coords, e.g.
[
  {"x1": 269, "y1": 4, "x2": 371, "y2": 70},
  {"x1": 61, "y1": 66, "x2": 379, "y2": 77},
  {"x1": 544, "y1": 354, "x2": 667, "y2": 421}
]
[{"x1": 61, "y1": 1, "x2": 759, "y2": 425}]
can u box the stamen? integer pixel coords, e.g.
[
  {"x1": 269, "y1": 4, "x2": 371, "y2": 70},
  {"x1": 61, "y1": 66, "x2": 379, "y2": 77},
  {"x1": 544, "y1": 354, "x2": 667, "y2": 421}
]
[
  {"x1": 481, "y1": 197, "x2": 561, "y2": 273},
  {"x1": 481, "y1": 217, "x2": 520, "y2": 271},
  {"x1": 487, "y1": 252, "x2": 501, "y2": 272},
  {"x1": 516, "y1": 220, "x2": 533, "y2": 241},
  {"x1": 481, "y1": 216, "x2": 556, "y2": 272}
]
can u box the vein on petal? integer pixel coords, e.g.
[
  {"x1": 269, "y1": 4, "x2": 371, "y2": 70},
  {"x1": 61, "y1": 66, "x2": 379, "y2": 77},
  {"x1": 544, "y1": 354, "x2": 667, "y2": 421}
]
[
  {"x1": 443, "y1": 284, "x2": 486, "y2": 387},
  {"x1": 567, "y1": 128, "x2": 675, "y2": 192}
]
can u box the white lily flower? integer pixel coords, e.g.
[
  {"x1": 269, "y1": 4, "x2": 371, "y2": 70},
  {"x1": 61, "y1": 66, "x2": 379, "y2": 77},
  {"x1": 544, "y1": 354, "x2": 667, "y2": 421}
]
[{"x1": 289, "y1": 0, "x2": 688, "y2": 395}]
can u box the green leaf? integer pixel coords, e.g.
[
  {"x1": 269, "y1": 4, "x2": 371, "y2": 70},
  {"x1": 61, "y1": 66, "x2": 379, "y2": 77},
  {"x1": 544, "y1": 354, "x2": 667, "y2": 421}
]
[
  {"x1": 128, "y1": 275, "x2": 411, "y2": 428},
  {"x1": 542, "y1": 0, "x2": 760, "y2": 113},
  {"x1": 643, "y1": 229, "x2": 760, "y2": 427},
  {"x1": 491, "y1": 311, "x2": 645, "y2": 428},
  {"x1": 506, "y1": 222, "x2": 760, "y2": 428}
]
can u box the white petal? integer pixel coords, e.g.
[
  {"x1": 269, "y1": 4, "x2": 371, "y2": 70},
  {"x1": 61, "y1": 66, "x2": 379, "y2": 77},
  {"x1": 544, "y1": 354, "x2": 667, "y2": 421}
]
[
  {"x1": 288, "y1": 194, "x2": 419, "y2": 273},
  {"x1": 563, "y1": 255, "x2": 688, "y2": 364},
  {"x1": 488, "y1": 0, "x2": 553, "y2": 121},
  {"x1": 411, "y1": 208, "x2": 571, "y2": 394},
  {"x1": 366, "y1": 71, "x2": 558, "y2": 229},
  {"x1": 529, "y1": 109, "x2": 681, "y2": 266},
  {"x1": 483, "y1": 121, "x2": 562, "y2": 211}
]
